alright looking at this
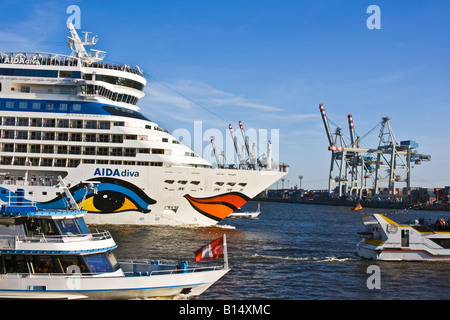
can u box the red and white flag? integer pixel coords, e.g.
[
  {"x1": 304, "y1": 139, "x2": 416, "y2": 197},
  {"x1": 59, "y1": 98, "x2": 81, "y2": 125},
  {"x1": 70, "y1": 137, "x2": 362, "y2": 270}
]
[{"x1": 194, "y1": 236, "x2": 224, "y2": 262}]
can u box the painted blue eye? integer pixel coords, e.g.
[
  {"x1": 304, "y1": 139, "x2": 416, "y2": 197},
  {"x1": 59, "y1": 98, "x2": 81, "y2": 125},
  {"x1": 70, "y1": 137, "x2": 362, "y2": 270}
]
[{"x1": 38, "y1": 178, "x2": 156, "y2": 214}]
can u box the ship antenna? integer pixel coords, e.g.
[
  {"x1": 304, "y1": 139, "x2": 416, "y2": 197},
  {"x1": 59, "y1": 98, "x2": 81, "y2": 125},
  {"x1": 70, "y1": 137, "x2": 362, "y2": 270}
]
[{"x1": 67, "y1": 21, "x2": 105, "y2": 64}]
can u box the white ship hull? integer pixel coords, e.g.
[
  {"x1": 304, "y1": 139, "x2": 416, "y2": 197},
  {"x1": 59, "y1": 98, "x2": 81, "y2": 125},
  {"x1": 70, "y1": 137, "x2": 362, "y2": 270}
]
[
  {"x1": 0, "y1": 164, "x2": 285, "y2": 226},
  {"x1": 0, "y1": 267, "x2": 229, "y2": 300}
]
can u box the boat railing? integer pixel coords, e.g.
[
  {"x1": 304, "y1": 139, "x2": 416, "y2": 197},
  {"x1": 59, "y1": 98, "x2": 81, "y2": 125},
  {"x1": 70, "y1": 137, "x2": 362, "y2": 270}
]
[
  {"x1": 118, "y1": 259, "x2": 223, "y2": 276},
  {"x1": 15, "y1": 229, "x2": 112, "y2": 244},
  {"x1": 0, "y1": 264, "x2": 222, "y2": 279},
  {"x1": 0, "y1": 52, "x2": 143, "y2": 76}
]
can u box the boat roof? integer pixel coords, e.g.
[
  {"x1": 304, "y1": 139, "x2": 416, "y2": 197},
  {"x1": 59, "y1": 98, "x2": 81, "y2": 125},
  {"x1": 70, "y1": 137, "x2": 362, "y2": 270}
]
[{"x1": 0, "y1": 204, "x2": 85, "y2": 218}]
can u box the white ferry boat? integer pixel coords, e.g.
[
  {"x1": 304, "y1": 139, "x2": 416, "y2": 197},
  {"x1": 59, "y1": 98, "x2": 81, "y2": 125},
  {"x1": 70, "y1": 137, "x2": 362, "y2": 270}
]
[
  {"x1": 228, "y1": 202, "x2": 261, "y2": 219},
  {"x1": 0, "y1": 22, "x2": 287, "y2": 226},
  {"x1": 0, "y1": 188, "x2": 229, "y2": 299},
  {"x1": 357, "y1": 213, "x2": 450, "y2": 261}
]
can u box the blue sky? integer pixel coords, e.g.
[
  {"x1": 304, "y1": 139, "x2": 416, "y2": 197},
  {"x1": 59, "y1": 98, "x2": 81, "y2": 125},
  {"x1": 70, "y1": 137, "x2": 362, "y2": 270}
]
[{"x1": 1, "y1": 0, "x2": 449, "y2": 189}]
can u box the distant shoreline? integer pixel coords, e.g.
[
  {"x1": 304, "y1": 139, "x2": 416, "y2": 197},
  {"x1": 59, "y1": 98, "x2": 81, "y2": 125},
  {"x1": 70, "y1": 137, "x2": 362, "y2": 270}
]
[{"x1": 255, "y1": 197, "x2": 450, "y2": 212}]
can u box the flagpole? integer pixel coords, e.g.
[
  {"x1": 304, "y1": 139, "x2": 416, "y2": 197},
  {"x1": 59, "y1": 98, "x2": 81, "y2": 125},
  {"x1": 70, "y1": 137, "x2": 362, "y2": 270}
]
[{"x1": 223, "y1": 234, "x2": 229, "y2": 270}]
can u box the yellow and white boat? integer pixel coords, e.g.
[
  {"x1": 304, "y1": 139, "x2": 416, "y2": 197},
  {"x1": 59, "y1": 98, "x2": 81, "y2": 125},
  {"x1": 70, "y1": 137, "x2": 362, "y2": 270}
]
[{"x1": 357, "y1": 213, "x2": 450, "y2": 261}]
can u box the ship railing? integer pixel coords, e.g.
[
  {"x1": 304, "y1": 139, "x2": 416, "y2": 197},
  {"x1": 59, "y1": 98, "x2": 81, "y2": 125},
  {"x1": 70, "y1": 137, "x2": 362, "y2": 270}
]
[
  {"x1": 118, "y1": 259, "x2": 224, "y2": 276},
  {"x1": 16, "y1": 229, "x2": 112, "y2": 244},
  {"x1": 0, "y1": 52, "x2": 143, "y2": 76},
  {"x1": 0, "y1": 264, "x2": 222, "y2": 279},
  {"x1": 0, "y1": 52, "x2": 79, "y2": 67}
]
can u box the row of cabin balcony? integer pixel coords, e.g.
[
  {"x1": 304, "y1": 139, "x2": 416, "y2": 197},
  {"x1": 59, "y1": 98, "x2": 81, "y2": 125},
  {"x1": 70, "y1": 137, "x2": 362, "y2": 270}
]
[
  {"x1": 1, "y1": 117, "x2": 113, "y2": 129},
  {"x1": 0, "y1": 130, "x2": 178, "y2": 146},
  {"x1": 0, "y1": 144, "x2": 165, "y2": 157},
  {"x1": 0, "y1": 131, "x2": 130, "y2": 143},
  {"x1": 0, "y1": 115, "x2": 167, "y2": 134},
  {"x1": 0, "y1": 156, "x2": 163, "y2": 168}
]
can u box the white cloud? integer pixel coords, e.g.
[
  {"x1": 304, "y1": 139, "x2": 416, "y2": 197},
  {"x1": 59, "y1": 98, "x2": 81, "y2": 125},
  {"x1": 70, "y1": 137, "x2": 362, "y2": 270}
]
[{"x1": 144, "y1": 79, "x2": 283, "y2": 113}]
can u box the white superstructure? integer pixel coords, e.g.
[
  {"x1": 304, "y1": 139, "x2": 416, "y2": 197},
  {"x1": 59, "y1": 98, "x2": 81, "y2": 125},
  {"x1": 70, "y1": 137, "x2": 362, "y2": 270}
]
[{"x1": 0, "y1": 23, "x2": 287, "y2": 226}]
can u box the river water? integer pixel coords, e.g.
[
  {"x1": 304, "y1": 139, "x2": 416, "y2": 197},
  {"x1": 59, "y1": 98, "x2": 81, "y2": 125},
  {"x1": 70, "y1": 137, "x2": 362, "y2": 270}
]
[{"x1": 106, "y1": 201, "x2": 450, "y2": 300}]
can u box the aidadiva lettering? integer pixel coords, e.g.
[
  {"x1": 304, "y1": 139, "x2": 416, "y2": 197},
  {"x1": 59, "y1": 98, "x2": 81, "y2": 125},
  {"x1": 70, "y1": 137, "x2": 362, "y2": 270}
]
[{"x1": 94, "y1": 168, "x2": 140, "y2": 177}]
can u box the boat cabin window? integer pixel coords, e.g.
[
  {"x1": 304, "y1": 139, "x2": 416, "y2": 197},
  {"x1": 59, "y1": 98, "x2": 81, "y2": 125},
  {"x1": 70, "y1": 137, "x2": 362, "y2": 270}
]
[
  {"x1": 29, "y1": 255, "x2": 58, "y2": 273},
  {"x1": 83, "y1": 251, "x2": 120, "y2": 273},
  {"x1": 76, "y1": 218, "x2": 90, "y2": 234},
  {"x1": 0, "y1": 218, "x2": 25, "y2": 236},
  {"x1": 59, "y1": 255, "x2": 87, "y2": 274},
  {"x1": 1, "y1": 254, "x2": 28, "y2": 274},
  {"x1": 24, "y1": 218, "x2": 57, "y2": 236},
  {"x1": 56, "y1": 219, "x2": 80, "y2": 235}
]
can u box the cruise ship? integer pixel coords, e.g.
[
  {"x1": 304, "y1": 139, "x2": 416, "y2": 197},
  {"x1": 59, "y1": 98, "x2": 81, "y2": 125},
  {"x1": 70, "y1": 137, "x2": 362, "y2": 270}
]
[{"x1": 0, "y1": 23, "x2": 287, "y2": 226}]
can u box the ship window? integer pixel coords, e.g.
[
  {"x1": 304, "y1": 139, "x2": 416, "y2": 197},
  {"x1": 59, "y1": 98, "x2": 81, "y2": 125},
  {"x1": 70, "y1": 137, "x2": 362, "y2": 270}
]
[
  {"x1": 44, "y1": 119, "x2": 55, "y2": 127},
  {"x1": 0, "y1": 82, "x2": 2, "y2": 92},
  {"x1": 5, "y1": 101, "x2": 14, "y2": 109},
  {"x1": 59, "y1": 255, "x2": 87, "y2": 274},
  {"x1": 56, "y1": 219, "x2": 80, "y2": 235},
  {"x1": 3, "y1": 117, "x2": 14, "y2": 126},
  {"x1": 58, "y1": 132, "x2": 68, "y2": 141},
  {"x1": 29, "y1": 255, "x2": 58, "y2": 274},
  {"x1": 16, "y1": 131, "x2": 28, "y2": 140},
  {"x1": 59, "y1": 103, "x2": 68, "y2": 111},
  {"x1": 76, "y1": 218, "x2": 90, "y2": 234},
  {"x1": 30, "y1": 145, "x2": 41, "y2": 153},
  {"x1": 41, "y1": 158, "x2": 53, "y2": 167},
  {"x1": 430, "y1": 239, "x2": 450, "y2": 249},
  {"x1": 25, "y1": 218, "x2": 57, "y2": 236},
  {"x1": 30, "y1": 118, "x2": 42, "y2": 127},
  {"x1": 19, "y1": 102, "x2": 28, "y2": 109},
  {"x1": 58, "y1": 119, "x2": 69, "y2": 128},
  {"x1": 17, "y1": 118, "x2": 29, "y2": 126},
  {"x1": 54, "y1": 159, "x2": 66, "y2": 167},
  {"x1": 98, "y1": 121, "x2": 110, "y2": 130},
  {"x1": 73, "y1": 104, "x2": 81, "y2": 111},
  {"x1": 0, "y1": 68, "x2": 58, "y2": 78},
  {"x1": 102, "y1": 105, "x2": 151, "y2": 122},
  {"x1": 32, "y1": 102, "x2": 41, "y2": 110},
  {"x1": 85, "y1": 133, "x2": 96, "y2": 142},
  {"x1": 85, "y1": 120, "x2": 97, "y2": 129},
  {"x1": 71, "y1": 120, "x2": 82, "y2": 128},
  {"x1": 83, "y1": 252, "x2": 118, "y2": 273},
  {"x1": 2, "y1": 255, "x2": 28, "y2": 274},
  {"x1": 16, "y1": 144, "x2": 27, "y2": 152}
]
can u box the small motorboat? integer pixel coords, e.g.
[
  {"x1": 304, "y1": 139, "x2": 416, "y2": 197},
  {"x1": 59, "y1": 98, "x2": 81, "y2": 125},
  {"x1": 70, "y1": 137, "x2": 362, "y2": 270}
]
[
  {"x1": 356, "y1": 213, "x2": 450, "y2": 261},
  {"x1": 228, "y1": 203, "x2": 261, "y2": 219}
]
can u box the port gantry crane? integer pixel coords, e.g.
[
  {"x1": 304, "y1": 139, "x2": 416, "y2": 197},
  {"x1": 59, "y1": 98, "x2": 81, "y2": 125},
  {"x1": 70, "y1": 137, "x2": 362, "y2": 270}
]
[{"x1": 319, "y1": 104, "x2": 431, "y2": 203}]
